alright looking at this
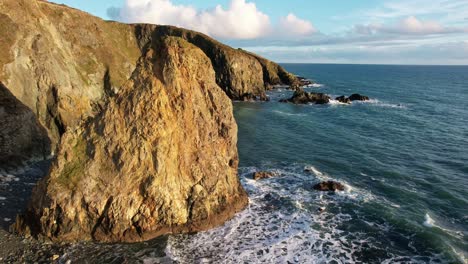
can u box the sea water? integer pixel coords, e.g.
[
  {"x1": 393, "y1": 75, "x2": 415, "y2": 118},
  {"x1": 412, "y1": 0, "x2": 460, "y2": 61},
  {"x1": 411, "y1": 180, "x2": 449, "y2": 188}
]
[{"x1": 2, "y1": 64, "x2": 467, "y2": 263}]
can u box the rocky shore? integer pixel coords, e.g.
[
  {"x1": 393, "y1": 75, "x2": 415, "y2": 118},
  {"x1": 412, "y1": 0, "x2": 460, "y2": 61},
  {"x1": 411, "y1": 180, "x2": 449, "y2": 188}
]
[{"x1": 280, "y1": 88, "x2": 370, "y2": 105}]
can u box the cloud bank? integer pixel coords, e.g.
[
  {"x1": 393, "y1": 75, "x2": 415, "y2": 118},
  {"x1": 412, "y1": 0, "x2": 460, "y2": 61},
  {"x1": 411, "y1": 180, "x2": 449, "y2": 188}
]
[
  {"x1": 104, "y1": 0, "x2": 468, "y2": 64},
  {"x1": 108, "y1": 0, "x2": 315, "y2": 39},
  {"x1": 354, "y1": 16, "x2": 466, "y2": 35}
]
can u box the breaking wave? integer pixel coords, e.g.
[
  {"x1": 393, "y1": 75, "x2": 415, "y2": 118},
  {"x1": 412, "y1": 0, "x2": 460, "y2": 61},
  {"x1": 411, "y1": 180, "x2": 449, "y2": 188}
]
[{"x1": 163, "y1": 165, "x2": 444, "y2": 263}]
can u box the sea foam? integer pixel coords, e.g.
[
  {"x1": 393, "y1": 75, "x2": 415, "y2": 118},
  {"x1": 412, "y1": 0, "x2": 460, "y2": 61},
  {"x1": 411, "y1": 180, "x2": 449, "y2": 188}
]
[{"x1": 164, "y1": 165, "x2": 384, "y2": 263}]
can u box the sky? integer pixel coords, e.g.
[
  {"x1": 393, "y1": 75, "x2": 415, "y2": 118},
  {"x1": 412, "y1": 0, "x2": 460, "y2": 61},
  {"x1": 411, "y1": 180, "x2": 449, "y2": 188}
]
[{"x1": 49, "y1": 0, "x2": 468, "y2": 65}]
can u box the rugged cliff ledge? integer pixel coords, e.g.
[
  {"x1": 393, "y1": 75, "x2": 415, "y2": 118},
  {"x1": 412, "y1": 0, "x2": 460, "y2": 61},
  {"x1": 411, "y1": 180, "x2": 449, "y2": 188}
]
[{"x1": 0, "y1": 0, "x2": 297, "y2": 242}]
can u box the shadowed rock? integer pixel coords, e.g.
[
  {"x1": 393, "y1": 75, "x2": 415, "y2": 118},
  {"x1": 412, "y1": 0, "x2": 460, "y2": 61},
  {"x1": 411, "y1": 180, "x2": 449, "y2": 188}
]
[
  {"x1": 297, "y1": 76, "x2": 313, "y2": 87},
  {"x1": 335, "y1": 95, "x2": 351, "y2": 104},
  {"x1": 0, "y1": 83, "x2": 51, "y2": 168},
  {"x1": 349, "y1": 94, "x2": 370, "y2": 101},
  {"x1": 313, "y1": 181, "x2": 345, "y2": 192},
  {"x1": 280, "y1": 89, "x2": 330, "y2": 104}
]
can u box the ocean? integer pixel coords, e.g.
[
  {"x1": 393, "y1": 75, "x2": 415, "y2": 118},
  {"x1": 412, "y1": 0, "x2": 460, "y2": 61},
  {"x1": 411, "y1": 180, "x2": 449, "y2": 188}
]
[{"x1": 1, "y1": 64, "x2": 467, "y2": 263}]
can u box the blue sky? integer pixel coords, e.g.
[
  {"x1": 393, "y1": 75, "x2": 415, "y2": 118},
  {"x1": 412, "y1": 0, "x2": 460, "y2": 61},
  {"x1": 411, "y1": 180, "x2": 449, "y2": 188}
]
[{"x1": 50, "y1": 0, "x2": 468, "y2": 65}]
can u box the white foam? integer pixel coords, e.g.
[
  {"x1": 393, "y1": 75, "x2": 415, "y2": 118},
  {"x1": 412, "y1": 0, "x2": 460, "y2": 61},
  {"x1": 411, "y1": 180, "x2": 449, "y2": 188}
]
[
  {"x1": 423, "y1": 213, "x2": 465, "y2": 240},
  {"x1": 304, "y1": 165, "x2": 324, "y2": 178},
  {"x1": 272, "y1": 110, "x2": 306, "y2": 117},
  {"x1": 272, "y1": 85, "x2": 290, "y2": 89},
  {"x1": 164, "y1": 166, "x2": 384, "y2": 263},
  {"x1": 449, "y1": 245, "x2": 468, "y2": 264},
  {"x1": 306, "y1": 83, "x2": 324, "y2": 88},
  {"x1": 423, "y1": 213, "x2": 435, "y2": 228},
  {"x1": 356, "y1": 99, "x2": 407, "y2": 109},
  {"x1": 0, "y1": 197, "x2": 6, "y2": 201},
  {"x1": 328, "y1": 99, "x2": 350, "y2": 106}
]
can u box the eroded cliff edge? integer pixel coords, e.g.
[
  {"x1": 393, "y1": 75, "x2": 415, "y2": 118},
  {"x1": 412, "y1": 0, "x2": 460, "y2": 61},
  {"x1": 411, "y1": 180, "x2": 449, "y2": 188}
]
[{"x1": 0, "y1": 0, "x2": 297, "y2": 242}]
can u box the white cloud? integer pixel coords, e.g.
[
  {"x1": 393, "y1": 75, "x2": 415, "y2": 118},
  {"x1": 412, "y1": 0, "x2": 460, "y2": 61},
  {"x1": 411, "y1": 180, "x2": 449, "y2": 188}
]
[
  {"x1": 278, "y1": 13, "x2": 316, "y2": 36},
  {"x1": 108, "y1": 0, "x2": 315, "y2": 40},
  {"x1": 355, "y1": 16, "x2": 465, "y2": 35},
  {"x1": 111, "y1": 0, "x2": 270, "y2": 39},
  {"x1": 245, "y1": 40, "x2": 468, "y2": 65}
]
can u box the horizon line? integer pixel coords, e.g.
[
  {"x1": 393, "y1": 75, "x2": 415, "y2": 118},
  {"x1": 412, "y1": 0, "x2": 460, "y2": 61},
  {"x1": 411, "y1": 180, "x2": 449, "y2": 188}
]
[{"x1": 277, "y1": 62, "x2": 468, "y2": 66}]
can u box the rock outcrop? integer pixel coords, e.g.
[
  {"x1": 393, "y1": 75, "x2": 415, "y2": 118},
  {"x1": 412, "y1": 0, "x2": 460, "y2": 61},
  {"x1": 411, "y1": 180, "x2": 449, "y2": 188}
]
[
  {"x1": 297, "y1": 76, "x2": 313, "y2": 87},
  {"x1": 335, "y1": 96, "x2": 351, "y2": 104},
  {"x1": 349, "y1": 94, "x2": 370, "y2": 101},
  {"x1": 0, "y1": 0, "x2": 304, "y2": 242},
  {"x1": 14, "y1": 36, "x2": 248, "y2": 242},
  {"x1": 280, "y1": 89, "x2": 331, "y2": 104},
  {"x1": 252, "y1": 171, "x2": 277, "y2": 180},
  {"x1": 313, "y1": 181, "x2": 345, "y2": 192},
  {"x1": 280, "y1": 91, "x2": 371, "y2": 105}
]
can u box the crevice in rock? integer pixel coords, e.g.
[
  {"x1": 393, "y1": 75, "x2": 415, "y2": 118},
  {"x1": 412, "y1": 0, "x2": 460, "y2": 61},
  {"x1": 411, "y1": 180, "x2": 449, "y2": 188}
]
[
  {"x1": 91, "y1": 196, "x2": 114, "y2": 240},
  {"x1": 0, "y1": 82, "x2": 51, "y2": 168},
  {"x1": 46, "y1": 85, "x2": 65, "y2": 137},
  {"x1": 103, "y1": 67, "x2": 113, "y2": 98}
]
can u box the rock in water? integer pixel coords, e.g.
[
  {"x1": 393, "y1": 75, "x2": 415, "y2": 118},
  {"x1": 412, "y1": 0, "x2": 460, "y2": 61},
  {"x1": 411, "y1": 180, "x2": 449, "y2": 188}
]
[
  {"x1": 335, "y1": 95, "x2": 351, "y2": 104},
  {"x1": 253, "y1": 171, "x2": 277, "y2": 180},
  {"x1": 349, "y1": 94, "x2": 370, "y2": 101},
  {"x1": 280, "y1": 89, "x2": 330, "y2": 104},
  {"x1": 313, "y1": 181, "x2": 345, "y2": 192}
]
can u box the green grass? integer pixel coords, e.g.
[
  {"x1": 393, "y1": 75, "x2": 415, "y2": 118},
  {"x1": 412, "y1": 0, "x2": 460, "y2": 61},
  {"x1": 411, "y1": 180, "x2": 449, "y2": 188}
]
[{"x1": 57, "y1": 137, "x2": 87, "y2": 189}]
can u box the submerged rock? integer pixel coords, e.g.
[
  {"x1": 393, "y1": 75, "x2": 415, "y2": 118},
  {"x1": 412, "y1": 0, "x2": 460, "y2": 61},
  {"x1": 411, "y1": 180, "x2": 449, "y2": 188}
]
[
  {"x1": 335, "y1": 96, "x2": 351, "y2": 104},
  {"x1": 313, "y1": 181, "x2": 345, "y2": 192},
  {"x1": 349, "y1": 94, "x2": 370, "y2": 101},
  {"x1": 280, "y1": 89, "x2": 330, "y2": 104},
  {"x1": 253, "y1": 171, "x2": 277, "y2": 180}
]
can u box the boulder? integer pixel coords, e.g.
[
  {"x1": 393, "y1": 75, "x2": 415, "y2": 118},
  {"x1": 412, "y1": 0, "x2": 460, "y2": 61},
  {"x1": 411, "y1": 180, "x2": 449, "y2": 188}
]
[
  {"x1": 349, "y1": 94, "x2": 370, "y2": 101},
  {"x1": 253, "y1": 171, "x2": 277, "y2": 180},
  {"x1": 280, "y1": 89, "x2": 330, "y2": 104},
  {"x1": 313, "y1": 181, "x2": 345, "y2": 192},
  {"x1": 335, "y1": 96, "x2": 351, "y2": 104}
]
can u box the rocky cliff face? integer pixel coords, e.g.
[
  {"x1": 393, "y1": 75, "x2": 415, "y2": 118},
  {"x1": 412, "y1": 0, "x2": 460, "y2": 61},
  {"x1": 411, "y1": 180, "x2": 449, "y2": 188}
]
[
  {"x1": 0, "y1": 0, "x2": 295, "y2": 242},
  {"x1": 0, "y1": 83, "x2": 51, "y2": 168},
  {"x1": 135, "y1": 25, "x2": 298, "y2": 100},
  {"x1": 0, "y1": 0, "x2": 141, "y2": 158}
]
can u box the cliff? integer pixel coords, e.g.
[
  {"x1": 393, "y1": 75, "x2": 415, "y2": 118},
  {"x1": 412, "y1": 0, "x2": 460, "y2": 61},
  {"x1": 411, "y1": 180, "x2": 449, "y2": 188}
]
[
  {"x1": 0, "y1": 0, "x2": 299, "y2": 242},
  {"x1": 0, "y1": 0, "x2": 297, "y2": 164}
]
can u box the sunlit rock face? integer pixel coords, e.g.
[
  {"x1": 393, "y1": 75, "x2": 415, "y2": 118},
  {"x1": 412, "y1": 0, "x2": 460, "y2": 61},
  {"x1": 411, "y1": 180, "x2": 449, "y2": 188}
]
[{"x1": 1, "y1": 0, "x2": 296, "y2": 242}]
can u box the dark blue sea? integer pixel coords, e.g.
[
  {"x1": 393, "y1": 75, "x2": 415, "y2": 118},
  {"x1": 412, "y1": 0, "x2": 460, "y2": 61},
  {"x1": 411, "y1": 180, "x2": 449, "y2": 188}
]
[{"x1": 2, "y1": 64, "x2": 467, "y2": 263}]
